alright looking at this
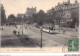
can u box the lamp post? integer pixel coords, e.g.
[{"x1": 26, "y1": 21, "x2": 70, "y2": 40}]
[
  {"x1": 0, "y1": 5, "x2": 1, "y2": 26},
  {"x1": 59, "y1": 19, "x2": 61, "y2": 32},
  {"x1": 40, "y1": 26, "x2": 43, "y2": 48},
  {"x1": 0, "y1": 5, "x2": 1, "y2": 47},
  {"x1": 22, "y1": 15, "x2": 24, "y2": 35}
]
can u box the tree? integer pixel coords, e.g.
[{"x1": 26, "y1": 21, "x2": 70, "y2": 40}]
[
  {"x1": 46, "y1": 8, "x2": 56, "y2": 26},
  {"x1": 1, "y1": 4, "x2": 6, "y2": 25},
  {"x1": 8, "y1": 14, "x2": 16, "y2": 25},
  {"x1": 16, "y1": 14, "x2": 22, "y2": 22},
  {"x1": 32, "y1": 14, "x2": 37, "y2": 23},
  {"x1": 70, "y1": 10, "x2": 79, "y2": 28},
  {"x1": 49, "y1": 8, "x2": 55, "y2": 24},
  {"x1": 37, "y1": 10, "x2": 46, "y2": 26}
]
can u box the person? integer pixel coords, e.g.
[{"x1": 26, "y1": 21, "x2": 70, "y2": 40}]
[
  {"x1": 2, "y1": 28, "x2": 3, "y2": 31},
  {"x1": 16, "y1": 26, "x2": 17, "y2": 29},
  {"x1": 49, "y1": 26, "x2": 50, "y2": 33},
  {"x1": 63, "y1": 30, "x2": 65, "y2": 34},
  {"x1": 51, "y1": 27, "x2": 53, "y2": 30},
  {"x1": 13, "y1": 30, "x2": 17, "y2": 35},
  {"x1": 18, "y1": 31, "x2": 20, "y2": 35}
]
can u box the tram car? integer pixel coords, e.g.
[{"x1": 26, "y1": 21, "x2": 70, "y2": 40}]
[{"x1": 42, "y1": 23, "x2": 55, "y2": 33}]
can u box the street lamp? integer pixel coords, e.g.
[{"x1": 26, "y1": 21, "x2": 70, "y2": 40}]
[
  {"x1": 22, "y1": 15, "x2": 24, "y2": 35},
  {"x1": 0, "y1": 5, "x2": 1, "y2": 26},
  {"x1": 40, "y1": 26, "x2": 43, "y2": 48},
  {"x1": 0, "y1": 5, "x2": 1, "y2": 47}
]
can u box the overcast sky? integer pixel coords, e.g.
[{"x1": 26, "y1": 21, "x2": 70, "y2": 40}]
[{"x1": 0, "y1": 0, "x2": 79, "y2": 18}]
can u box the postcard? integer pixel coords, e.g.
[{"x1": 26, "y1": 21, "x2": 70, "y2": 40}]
[{"x1": 0, "y1": 0, "x2": 80, "y2": 53}]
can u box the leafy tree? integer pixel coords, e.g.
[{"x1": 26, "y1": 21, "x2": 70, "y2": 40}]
[
  {"x1": 16, "y1": 14, "x2": 22, "y2": 22},
  {"x1": 1, "y1": 4, "x2": 6, "y2": 25},
  {"x1": 32, "y1": 14, "x2": 37, "y2": 23},
  {"x1": 8, "y1": 14, "x2": 16, "y2": 24},
  {"x1": 45, "y1": 8, "x2": 56, "y2": 26},
  {"x1": 70, "y1": 10, "x2": 79, "y2": 28},
  {"x1": 37, "y1": 10, "x2": 46, "y2": 26},
  {"x1": 49, "y1": 8, "x2": 55, "y2": 24}
]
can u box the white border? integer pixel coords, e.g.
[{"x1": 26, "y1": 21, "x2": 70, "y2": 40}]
[
  {"x1": 0, "y1": 0, "x2": 80, "y2": 54},
  {"x1": 0, "y1": 3, "x2": 1, "y2": 47},
  {"x1": 79, "y1": 2, "x2": 80, "y2": 51},
  {"x1": 0, "y1": 53, "x2": 80, "y2": 56}
]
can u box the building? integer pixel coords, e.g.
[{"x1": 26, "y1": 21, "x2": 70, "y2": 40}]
[
  {"x1": 26, "y1": 7, "x2": 36, "y2": 17},
  {"x1": 54, "y1": 0, "x2": 79, "y2": 27},
  {"x1": 55, "y1": 0, "x2": 79, "y2": 21}
]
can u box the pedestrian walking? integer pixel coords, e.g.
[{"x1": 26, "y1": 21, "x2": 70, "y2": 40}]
[
  {"x1": 63, "y1": 30, "x2": 65, "y2": 34},
  {"x1": 18, "y1": 31, "x2": 20, "y2": 35},
  {"x1": 2, "y1": 28, "x2": 3, "y2": 31}
]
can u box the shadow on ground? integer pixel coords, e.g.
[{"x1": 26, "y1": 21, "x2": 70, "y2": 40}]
[{"x1": 1, "y1": 35, "x2": 39, "y2": 47}]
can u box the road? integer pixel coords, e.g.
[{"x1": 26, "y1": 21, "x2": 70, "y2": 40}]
[
  {"x1": 1, "y1": 25, "x2": 78, "y2": 47},
  {"x1": 24, "y1": 25, "x2": 78, "y2": 47}
]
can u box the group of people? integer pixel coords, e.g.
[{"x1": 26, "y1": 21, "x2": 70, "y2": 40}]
[
  {"x1": 13, "y1": 30, "x2": 20, "y2": 35},
  {"x1": 13, "y1": 26, "x2": 21, "y2": 35},
  {"x1": 13, "y1": 25, "x2": 27, "y2": 35}
]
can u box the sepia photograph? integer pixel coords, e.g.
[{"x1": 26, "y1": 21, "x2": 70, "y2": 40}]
[{"x1": 0, "y1": 0, "x2": 79, "y2": 53}]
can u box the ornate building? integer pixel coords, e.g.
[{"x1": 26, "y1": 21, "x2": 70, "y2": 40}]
[{"x1": 54, "y1": 0, "x2": 79, "y2": 27}]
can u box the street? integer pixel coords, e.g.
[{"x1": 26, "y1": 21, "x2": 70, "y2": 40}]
[
  {"x1": 24, "y1": 25, "x2": 78, "y2": 47},
  {"x1": 1, "y1": 25, "x2": 78, "y2": 47}
]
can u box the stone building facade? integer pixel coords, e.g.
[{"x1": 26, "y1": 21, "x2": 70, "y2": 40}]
[{"x1": 54, "y1": 0, "x2": 79, "y2": 27}]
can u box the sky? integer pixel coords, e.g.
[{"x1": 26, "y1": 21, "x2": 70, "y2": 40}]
[{"x1": 0, "y1": 0, "x2": 80, "y2": 18}]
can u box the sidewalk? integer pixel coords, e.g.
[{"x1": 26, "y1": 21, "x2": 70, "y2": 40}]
[
  {"x1": 1, "y1": 35, "x2": 38, "y2": 47},
  {"x1": 1, "y1": 35, "x2": 23, "y2": 47},
  {"x1": 1, "y1": 26, "x2": 38, "y2": 47}
]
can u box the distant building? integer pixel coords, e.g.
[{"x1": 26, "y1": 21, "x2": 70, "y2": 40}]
[
  {"x1": 55, "y1": 0, "x2": 79, "y2": 23},
  {"x1": 46, "y1": 0, "x2": 79, "y2": 27},
  {"x1": 26, "y1": 7, "x2": 36, "y2": 17}
]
